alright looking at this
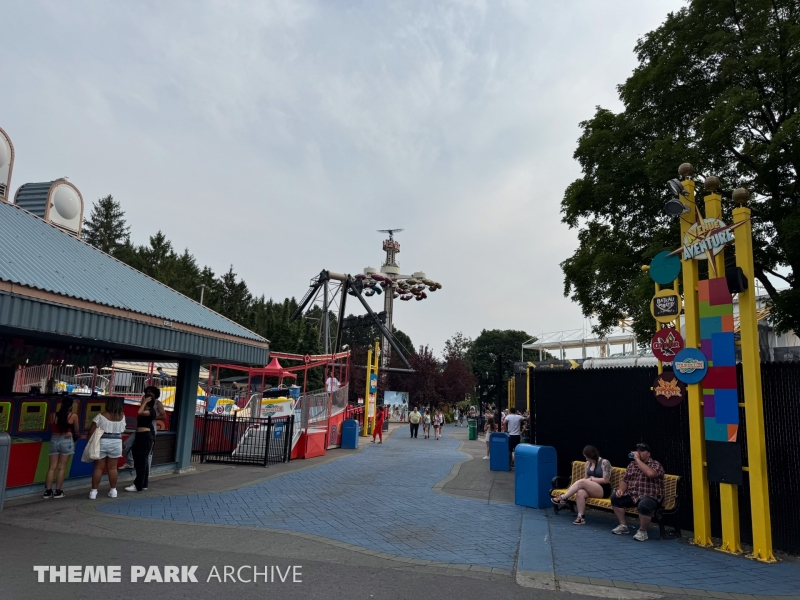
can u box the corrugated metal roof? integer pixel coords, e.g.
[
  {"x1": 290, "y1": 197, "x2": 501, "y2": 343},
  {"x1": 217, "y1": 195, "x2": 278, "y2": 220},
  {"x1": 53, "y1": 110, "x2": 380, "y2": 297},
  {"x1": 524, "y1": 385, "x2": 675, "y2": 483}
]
[
  {"x1": 0, "y1": 292, "x2": 269, "y2": 364},
  {"x1": 0, "y1": 200, "x2": 265, "y2": 343}
]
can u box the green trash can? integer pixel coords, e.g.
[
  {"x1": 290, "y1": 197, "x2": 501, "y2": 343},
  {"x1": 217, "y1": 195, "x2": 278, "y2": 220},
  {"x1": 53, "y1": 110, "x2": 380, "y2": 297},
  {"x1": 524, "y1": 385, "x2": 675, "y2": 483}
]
[{"x1": 468, "y1": 419, "x2": 477, "y2": 441}]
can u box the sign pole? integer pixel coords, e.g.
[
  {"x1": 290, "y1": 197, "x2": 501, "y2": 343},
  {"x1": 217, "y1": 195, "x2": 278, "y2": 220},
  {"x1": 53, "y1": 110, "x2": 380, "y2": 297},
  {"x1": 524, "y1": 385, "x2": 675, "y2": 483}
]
[
  {"x1": 733, "y1": 198, "x2": 774, "y2": 562},
  {"x1": 362, "y1": 348, "x2": 372, "y2": 437},
  {"x1": 679, "y1": 170, "x2": 713, "y2": 547},
  {"x1": 704, "y1": 185, "x2": 742, "y2": 554}
]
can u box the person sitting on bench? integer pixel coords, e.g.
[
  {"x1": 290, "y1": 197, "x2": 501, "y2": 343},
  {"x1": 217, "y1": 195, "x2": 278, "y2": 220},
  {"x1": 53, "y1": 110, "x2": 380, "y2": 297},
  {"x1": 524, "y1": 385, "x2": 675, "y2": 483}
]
[
  {"x1": 610, "y1": 442, "x2": 664, "y2": 542},
  {"x1": 551, "y1": 445, "x2": 612, "y2": 525}
]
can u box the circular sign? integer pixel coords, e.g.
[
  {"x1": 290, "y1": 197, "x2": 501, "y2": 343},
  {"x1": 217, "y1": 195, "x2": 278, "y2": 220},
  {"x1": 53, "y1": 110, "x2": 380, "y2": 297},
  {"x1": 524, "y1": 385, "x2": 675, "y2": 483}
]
[
  {"x1": 649, "y1": 251, "x2": 682, "y2": 285},
  {"x1": 650, "y1": 288, "x2": 682, "y2": 323},
  {"x1": 650, "y1": 328, "x2": 685, "y2": 362},
  {"x1": 672, "y1": 348, "x2": 708, "y2": 384},
  {"x1": 652, "y1": 372, "x2": 686, "y2": 407}
]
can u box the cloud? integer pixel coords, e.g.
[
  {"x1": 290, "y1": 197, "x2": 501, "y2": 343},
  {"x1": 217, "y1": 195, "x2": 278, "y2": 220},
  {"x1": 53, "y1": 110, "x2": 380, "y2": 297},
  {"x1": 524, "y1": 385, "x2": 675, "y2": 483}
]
[{"x1": 1, "y1": 0, "x2": 684, "y2": 354}]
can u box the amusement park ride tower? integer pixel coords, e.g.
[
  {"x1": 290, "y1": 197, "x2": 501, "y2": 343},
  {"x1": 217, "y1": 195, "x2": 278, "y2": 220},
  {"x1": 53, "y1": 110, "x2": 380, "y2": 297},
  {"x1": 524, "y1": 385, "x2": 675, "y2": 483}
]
[{"x1": 358, "y1": 230, "x2": 441, "y2": 368}]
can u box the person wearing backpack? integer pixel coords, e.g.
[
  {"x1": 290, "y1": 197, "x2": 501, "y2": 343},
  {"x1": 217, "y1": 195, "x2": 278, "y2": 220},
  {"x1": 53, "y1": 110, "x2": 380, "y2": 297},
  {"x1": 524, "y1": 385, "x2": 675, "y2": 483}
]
[{"x1": 44, "y1": 398, "x2": 79, "y2": 499}]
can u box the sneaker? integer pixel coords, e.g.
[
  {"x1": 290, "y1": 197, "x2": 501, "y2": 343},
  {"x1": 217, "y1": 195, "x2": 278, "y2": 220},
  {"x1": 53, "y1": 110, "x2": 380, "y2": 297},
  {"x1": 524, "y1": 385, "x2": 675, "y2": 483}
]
[
  {"x1": 123, "y1": 463, "x2": 135, "y2": 469},
  {"x1": 633, "y1": 530, "x2": 648, "y2": 542},
  {"x1": 43, "y1": 489, "x2": 53, "y2": 499},
  {"x1": 143, "y1": 487, "x2": 148, "y2": 490},
  {"x1": 53, "y1": 489, "x2": 65, "y2": 499},
  {"x1": 612, "y1": 524, "x2": 629, "y2": 535},
  {"x1": 125, "y1": 485, "x2": 139, "y2": 492},
  {"x1": 89, "y1": 489, "x2": 98, "y2": 500},
  {"x1": 108, "y1": 489, "x2": 117, "y2": 498},
  {"x1": 482, "y1": 456, "x2": 489, "y2": 460}
]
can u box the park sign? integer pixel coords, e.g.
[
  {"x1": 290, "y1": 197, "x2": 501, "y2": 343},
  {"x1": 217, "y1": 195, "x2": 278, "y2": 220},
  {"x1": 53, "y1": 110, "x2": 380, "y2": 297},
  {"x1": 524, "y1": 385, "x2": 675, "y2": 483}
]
[
  {"x1": 651, "y1": 328, "x2": 684, "y2": 362},
  {"x1": 652, "y1": 372, "x2": 686, "y2": 407},
  {"x1": 650, "y1": 288, "x2": 682, "y2": 323},
  {"x1": 672, "y1": 347, "x2": 708, "y2": 384},
  {"x1": 668, "y1": 210, "x2": 747, "y2": 268},
  {"x1": 682, "y1": 218, "x2": 735, "y2": 260}
]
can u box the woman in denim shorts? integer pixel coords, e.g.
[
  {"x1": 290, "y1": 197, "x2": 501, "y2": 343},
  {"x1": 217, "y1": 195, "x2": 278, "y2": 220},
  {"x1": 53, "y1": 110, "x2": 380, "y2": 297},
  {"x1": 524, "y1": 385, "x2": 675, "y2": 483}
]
[
  {"x1": 86, "y1": 397, "x2": 127, "y2": 500},
  {"x1": 44, "y1": 398, "x2": 79, "y2": 499}
]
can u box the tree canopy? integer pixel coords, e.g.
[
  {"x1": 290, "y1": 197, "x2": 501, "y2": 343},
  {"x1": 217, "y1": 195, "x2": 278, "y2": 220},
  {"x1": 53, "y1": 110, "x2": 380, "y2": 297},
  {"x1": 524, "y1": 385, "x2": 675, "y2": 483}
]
[{"x1": 561, "y1": 0, "x2": 800, "y2": 340}]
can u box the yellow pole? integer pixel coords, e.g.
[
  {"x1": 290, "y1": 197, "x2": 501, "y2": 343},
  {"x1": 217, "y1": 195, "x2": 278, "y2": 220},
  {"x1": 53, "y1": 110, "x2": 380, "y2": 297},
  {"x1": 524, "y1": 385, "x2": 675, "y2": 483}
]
[
  {"x1": 705, "y1": 187, "x2": 741, "y2": 555},
  {"x1": 526, "y1": 367, "x2": 530, "y2": 412},
  {"x1": 679, "y1": 173, "x2": 713, "y2": 547},
  {"x1": 362, "y1": 348, "x2": 372, "y2": 436},
  {"x1": 733, "y1": 201, "x2": 774, "y2": 562},
  {"x1": 655, "y1": 281, "x2": 663, "y2": 375}
]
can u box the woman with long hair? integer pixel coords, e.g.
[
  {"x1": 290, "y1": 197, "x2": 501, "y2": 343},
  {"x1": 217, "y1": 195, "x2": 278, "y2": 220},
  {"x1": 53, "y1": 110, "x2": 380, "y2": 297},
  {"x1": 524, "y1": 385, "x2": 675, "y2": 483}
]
[
  {"x1": 87, "y1": 397, "x2": 126, "y2": 499},
  {"x1": 433, "y1": 409, "x2": 444, "y2": 440},
  {"x1": 126, "y1": 387, "x2": 159, "y2": 492},
  {"x1": 44, "y1": 398, "x2": 79, "y2": 499},
  {"x1": 483, "y1": 416, "x2": 496, "y2": 459},
  {"x1": 422, "y1": 409, "x2": 432, "y2": 439},
  {"x1": 551, "y1": 445, "x2": 612, "y2": 525}
]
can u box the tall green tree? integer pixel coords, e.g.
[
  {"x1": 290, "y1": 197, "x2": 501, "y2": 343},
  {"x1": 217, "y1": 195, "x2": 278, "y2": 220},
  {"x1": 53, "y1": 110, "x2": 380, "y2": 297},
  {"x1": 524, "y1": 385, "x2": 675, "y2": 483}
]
[
  {"x1": 466, "y1": 329, "x2": 542, "y2": 405},
  {"x1": 82, "y1": 194, "x2": 130, "y2": 255},
  {"x1": 561, "y1": 0, "x2": 800, "y2": 340}
]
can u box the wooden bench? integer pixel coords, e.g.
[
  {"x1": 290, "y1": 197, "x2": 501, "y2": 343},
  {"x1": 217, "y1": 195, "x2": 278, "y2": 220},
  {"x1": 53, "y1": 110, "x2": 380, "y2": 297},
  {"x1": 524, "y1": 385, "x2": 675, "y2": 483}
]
[{"x1": 551, "y1": 461, "x2": 682, "y2": 539}]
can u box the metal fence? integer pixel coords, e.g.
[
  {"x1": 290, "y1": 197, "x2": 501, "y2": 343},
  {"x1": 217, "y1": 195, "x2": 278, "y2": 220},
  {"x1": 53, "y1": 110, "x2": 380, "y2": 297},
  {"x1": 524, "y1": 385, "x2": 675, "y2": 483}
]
[
  {"x1": 13, "y1": 364, "x2": 176, "y2": 396},
  {"x1": 191, "y1": 412, "x2": 294, "y2": 466},
  {"x1": 530, "y1": 362, "x2": 800, "y2": 554}
]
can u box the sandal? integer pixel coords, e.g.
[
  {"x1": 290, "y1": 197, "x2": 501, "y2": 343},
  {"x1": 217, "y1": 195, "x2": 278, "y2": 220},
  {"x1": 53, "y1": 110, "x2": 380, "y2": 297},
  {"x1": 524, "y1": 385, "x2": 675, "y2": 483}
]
[
  {"x1": 551, "y1": 495, "x2": 566, "y2": 505},
  {"x1": 573, "y1": 514, "x2": 586, "y2": 525}
]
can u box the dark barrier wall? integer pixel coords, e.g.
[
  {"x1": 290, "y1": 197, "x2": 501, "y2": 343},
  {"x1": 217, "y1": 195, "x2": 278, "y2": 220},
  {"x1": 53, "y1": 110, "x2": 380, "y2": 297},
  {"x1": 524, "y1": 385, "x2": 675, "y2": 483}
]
[{"x1": 530, "y1": 363, "x2": 800, "y2": 555}]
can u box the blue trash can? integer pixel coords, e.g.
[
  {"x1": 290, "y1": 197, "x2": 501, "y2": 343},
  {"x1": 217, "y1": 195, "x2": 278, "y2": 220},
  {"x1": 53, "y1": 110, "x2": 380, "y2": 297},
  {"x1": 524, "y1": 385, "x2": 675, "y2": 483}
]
[
  {"x1": 489, "y1": 432, "x2": 510, "y2": 471},
  {"x1": 514, "y1": 444, "x2": 557, "y2": 508},
  {"x1": 341, "y1": 419, "x2": 360, "y2": 449}
]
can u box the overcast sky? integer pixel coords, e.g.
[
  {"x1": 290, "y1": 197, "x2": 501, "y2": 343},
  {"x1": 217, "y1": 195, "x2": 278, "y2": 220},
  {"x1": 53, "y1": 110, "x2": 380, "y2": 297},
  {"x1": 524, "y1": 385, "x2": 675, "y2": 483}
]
[{"x1": 2, "y1": 0, "x2": 686, "y2": 355}]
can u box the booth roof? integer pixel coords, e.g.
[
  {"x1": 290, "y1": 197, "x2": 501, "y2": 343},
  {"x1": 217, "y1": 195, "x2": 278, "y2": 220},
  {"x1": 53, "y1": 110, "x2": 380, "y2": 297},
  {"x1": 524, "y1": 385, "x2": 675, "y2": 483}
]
[{"x1": 0, "y1": 201, "x2": 265, "y2": 343}]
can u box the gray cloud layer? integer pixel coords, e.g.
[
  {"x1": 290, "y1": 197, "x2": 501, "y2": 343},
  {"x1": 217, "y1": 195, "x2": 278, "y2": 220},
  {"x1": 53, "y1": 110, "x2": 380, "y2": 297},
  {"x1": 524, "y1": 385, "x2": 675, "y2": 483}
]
[{"x1": 2, "y1": 0, "x2": 684, "y2": 353}]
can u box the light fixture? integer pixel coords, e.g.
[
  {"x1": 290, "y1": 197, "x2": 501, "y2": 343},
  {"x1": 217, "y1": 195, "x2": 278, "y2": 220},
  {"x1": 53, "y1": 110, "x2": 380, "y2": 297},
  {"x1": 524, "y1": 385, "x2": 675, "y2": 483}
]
[{"x1": 664, "y1": 178, "x2": 690, "y2": 216}]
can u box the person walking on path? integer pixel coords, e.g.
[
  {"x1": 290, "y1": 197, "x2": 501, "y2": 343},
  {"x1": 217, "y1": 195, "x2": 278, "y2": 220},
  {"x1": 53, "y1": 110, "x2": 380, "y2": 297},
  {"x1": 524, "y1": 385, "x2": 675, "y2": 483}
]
[
  {"x1": 610, "y1": 443, "x2": 664, "y2": 542},
  {"x1": 502, "y1": 407, "x2": 524, "y2": 468},
  {"x1": 453, "y1": 408, "x2": 459, "y2": 426},
  {"x1": 372, "y1": 407, "x2": 386, "y2": 444},
  {"x1": 87, "y1": 398, "x2": 126, "y2": 500},
  {"x1": 408, "y1": 407, "x2": 421, "y2": 438},
  {"x1": 126, "y1": 389, "x2": 158, "y2": 492},
  {"x1": 551, "y1": 445, "x2": 612, "y2": 525},
  {"x1": 44, "y1": 398, "x2": 79, "y2": 499},
  {"x1": 433, "y1": 410, "x2": 444, "y2": 440},
  {"x1": 422, "y1": 409, "x2": 432, "y2": 439},
  {"x1": 483, "y1": 416, "x2": 496, "y2": 459}
]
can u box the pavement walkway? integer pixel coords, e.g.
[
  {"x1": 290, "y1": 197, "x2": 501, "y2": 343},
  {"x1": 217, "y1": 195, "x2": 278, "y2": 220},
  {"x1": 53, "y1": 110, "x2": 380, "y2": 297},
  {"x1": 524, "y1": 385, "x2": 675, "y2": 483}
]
[{"x1": 3, "y1": 422, "x2": 800, "y2": 599}]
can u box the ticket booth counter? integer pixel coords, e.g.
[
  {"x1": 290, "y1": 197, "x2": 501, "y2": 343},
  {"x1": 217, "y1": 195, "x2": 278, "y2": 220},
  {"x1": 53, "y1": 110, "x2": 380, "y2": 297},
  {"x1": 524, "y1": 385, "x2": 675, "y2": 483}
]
[{"x1": 2, "y1": 395, "x2": 175, "y2": 488}]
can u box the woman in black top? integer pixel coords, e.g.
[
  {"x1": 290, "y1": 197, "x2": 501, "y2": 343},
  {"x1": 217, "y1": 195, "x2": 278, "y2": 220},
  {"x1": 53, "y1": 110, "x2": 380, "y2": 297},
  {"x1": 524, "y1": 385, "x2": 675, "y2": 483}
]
[
  {"x1": 551, "y1": 445, "x2": 612, "y2": 525},
  {"x1": 125, "y1": 389, "x2": 157, "y2": 492}
]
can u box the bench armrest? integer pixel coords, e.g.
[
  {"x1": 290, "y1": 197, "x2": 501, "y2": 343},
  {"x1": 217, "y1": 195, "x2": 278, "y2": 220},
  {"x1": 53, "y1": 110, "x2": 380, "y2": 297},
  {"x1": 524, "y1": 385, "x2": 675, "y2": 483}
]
[{"x1": 551, "y1": 475, "x2": 570, "y2": 489}]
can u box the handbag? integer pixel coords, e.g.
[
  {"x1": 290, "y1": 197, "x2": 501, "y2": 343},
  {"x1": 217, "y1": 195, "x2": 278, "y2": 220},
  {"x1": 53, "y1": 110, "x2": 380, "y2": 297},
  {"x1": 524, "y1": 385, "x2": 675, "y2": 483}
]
[{"x1": 81, "y1": 427, "x2": 104, "y2": 462}]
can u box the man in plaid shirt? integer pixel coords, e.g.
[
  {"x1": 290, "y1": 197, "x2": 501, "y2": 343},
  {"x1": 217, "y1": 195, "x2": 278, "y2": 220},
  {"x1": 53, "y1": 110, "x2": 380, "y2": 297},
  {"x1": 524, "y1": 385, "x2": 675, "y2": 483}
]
[{"x1": 610, "y1": 443, "x2": 664, "y2": 542}]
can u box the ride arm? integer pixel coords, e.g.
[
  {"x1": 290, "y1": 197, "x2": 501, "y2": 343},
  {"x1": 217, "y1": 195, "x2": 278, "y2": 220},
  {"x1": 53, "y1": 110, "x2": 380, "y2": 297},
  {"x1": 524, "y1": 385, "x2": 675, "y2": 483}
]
[{"x1": 347, "y1": 275, "x2": 412, "y2": 370}]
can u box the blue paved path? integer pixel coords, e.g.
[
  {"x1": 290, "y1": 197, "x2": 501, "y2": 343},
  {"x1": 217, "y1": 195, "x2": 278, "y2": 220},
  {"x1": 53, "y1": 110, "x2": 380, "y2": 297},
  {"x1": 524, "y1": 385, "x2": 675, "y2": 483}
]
[
  {"x1": 100, "y1": 430, "x2": 526, "y2": 568},
  {"x1": 535, "y1": 508, "x2": 800, "y2": 596},
  {"x1": 99, "y1": 428, "x2": 800, "y2": 595}
]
